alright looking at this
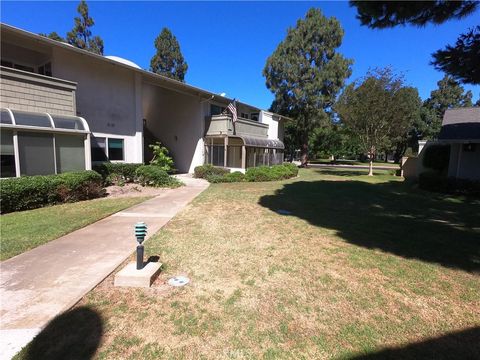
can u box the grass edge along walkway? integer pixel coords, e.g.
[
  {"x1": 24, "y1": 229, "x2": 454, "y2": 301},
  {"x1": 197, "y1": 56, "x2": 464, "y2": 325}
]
[{"x1": 0, "y1": 196, "x2": 151, "y2": 261}]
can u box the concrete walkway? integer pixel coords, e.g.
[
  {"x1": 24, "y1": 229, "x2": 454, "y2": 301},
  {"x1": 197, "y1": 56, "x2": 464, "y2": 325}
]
[
  {"x1": 309, "y1": 163, "x2": 399, "y2": 171},
  {"x1": 0, "y1": 175, "x2": 208, "y2": 360}
]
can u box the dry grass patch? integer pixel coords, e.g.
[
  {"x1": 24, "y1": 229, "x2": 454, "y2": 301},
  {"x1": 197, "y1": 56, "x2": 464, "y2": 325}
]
[{"x1": 17, "y1": 168, "x2": 480, "y2": 359}]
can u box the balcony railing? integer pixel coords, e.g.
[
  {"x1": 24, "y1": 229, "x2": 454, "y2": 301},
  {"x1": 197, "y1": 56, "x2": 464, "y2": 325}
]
[{"x1": 205, "y1": 114, "x2": 268, "y2": 138}]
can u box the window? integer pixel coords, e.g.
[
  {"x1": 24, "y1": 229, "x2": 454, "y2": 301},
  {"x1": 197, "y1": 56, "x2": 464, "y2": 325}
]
[
  {"x1": 91, "y1": 137, "x2": 108, "y2": 162},
  {"x1": 18, "y1": 132, "x2": 55, "y2": 176},
  {"x1": 55, "y1": 134, "x2": 85, "y2": 173},
  {"x1": 91, "y1": 137, "x2": 124, "y2": 162},
  {"x1": 0, "y1": 108, "x2": 89, "y2": 177},
  {"x1": 210, "y1": 105, "x2": 225, "y2": 116},
  {"x1": 1, "y1": 130, "x2": 16, "y2": 177},
  {"x1": 51, "y1": 115, "x2": 85, "y2": 130},
  {"x1": 38, "y1": 62, "x2": 52, "y2": 77},
  {"x1": 14, "y1": 64, "x2": 35, "y2": 73},
  {"x1": 240, "y1": 113, "x2": 249, "y2": 119},
  {"x1": 1, "y1": 109, "x2": 13, "y2": 124},
  {"x1": 108, "y1": 138, "x2": 124, "y2": 161},
  {"x1": 12, "y1": 110, "x2": 52, "y2": 128},
  {"x1": 227, "y1": 146, "x2": 242, "y2": 168},
  {"x1": 205, "y1": 145, "x2": 224, "y2": 166},
  {"x1": 250, "y1": 113, "x2": 259, "y2": 121}
]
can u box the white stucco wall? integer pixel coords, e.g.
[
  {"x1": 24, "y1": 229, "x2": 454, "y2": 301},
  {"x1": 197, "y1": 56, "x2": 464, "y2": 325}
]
[
  {"x1": 260, "y1": 111, "x2": 283, "y2": 141},
  {"x1": 51, "y1": 48, "x2": 143, "y2": 163},
  {"x1": 142, "y1": 83, "x2": 207, "y2": 173}
]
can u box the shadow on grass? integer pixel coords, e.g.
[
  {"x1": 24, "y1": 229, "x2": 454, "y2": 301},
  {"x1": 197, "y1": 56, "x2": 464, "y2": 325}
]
[
  {"x1": 349, "y1": 326, "x2": 480, "y2": 359},
  {"x1": 259, "y1": 180, "x2": 480, "y2": 272},
  {"x1": 17, "y1": 306, "x2": 103, "y2": 360}
]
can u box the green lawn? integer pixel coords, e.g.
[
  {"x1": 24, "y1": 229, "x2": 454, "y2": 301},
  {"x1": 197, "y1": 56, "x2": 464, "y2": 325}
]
[
  {"x1": 16, "y1": 168, "x2": 480, "y2": 359},
  {"x1": 1, "y1": 196, "x2": 150, "y2": 261}
]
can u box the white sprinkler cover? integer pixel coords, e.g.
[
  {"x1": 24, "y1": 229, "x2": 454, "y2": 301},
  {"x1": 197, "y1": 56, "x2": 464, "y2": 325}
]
[{"x1": 168, "y1": 276, "x2": 190, "y2": 287}]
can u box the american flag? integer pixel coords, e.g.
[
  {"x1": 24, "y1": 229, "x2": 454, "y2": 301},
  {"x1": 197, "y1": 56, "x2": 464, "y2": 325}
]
[{"x1": 227, "y1": 99, "x2": 237, "y2": 123}]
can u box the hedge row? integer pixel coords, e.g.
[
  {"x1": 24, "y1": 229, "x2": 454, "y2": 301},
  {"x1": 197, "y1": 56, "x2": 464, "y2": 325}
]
[
  {"x1": 135, "y1": 165, "x2": 181, "y2": 187},
  {"x1": 93, "y1": 163, "x2": 142, "y2": 185},
  {"x1": 195, "y1": 163, "x2": 299, "y2": 183},
  {"x1": 194, "y1": 164, "x2": 230, "y2": 179},
  {"x1": 245, "y1": 163, "x2": 298, "y2": 182},
  {"x1": 93, "y1": 162, "x2": 181, "y2": 188},
  {"x1": 1, "y1": 171, "x2": 104, "y2": 214},
  {"x1": 419, "y1": 171, "x2": 480, "y2": 196}
]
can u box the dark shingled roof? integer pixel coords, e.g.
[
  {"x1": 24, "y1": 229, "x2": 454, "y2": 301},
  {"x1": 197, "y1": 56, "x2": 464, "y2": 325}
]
[{"x1": 439, "y1": 107, "x2": 480, "y2": 141}]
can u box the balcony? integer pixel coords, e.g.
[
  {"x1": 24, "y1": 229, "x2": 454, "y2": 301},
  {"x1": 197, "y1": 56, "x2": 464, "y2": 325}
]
[
  {"x1": 0, "y1": 66, "x2": 77, "y2": 116},
  {"x1": 205, "y1": 114, "x2": 268, "y2": 138}
]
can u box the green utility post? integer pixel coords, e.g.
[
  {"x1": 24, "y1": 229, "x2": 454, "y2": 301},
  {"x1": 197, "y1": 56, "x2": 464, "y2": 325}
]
[{"x1": 135, "y1": 222, "x2": 148, "y2": 270}]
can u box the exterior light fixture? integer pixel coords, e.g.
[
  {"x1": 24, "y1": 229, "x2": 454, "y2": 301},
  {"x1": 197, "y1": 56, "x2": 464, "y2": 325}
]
[{"x1": 135, "y1": 222, "x2": 148, "y2": 270}]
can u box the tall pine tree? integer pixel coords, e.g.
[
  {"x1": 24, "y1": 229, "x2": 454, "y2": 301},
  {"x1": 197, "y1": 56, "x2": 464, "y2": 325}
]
[
  {"x1": 150, "y1": 28, "x2": 188, "y2": 82},
  {"x1": 263, "y1": 8, "x2": 352, "y2": 166},
  {"x1": 66, "y1": 0, "x2": 104, "y2": 55}
]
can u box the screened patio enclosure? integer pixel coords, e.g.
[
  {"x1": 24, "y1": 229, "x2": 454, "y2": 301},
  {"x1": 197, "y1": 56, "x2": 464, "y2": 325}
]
[
  {"x1": 204, "y1": 136, "x2": 284, "y2": 169},
  {"x1": 0, "y1": 108, "x2": 91, "y2": 178}
]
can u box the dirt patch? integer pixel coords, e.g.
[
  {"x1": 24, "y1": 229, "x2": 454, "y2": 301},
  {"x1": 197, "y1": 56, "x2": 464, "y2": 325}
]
[{"x1": 105, "y1": 183, "x2": 168, "y2": 199}]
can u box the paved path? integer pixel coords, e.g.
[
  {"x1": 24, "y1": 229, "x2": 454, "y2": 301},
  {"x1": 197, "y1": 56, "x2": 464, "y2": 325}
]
[
  {"x1": 0, "y1": 175, "x2": 208, "y2": 359},
  {"x1": 309, "y1": 163, "x2": 399, "y2": 171}
]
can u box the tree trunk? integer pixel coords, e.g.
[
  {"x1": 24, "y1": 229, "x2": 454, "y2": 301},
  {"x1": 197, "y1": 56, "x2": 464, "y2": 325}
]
[
  {"x1": 300, "y1": 132, "x2": 309, "y2": 167},
  {"x1": 300, "y1": 143, "x2": 308, "y2": 167},
  {"x1": 368, "y1": 147, "x2": 375, "y2": 176}
]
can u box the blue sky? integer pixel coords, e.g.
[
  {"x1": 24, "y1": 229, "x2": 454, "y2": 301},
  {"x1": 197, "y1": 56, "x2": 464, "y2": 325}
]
[{"x1": 1, "y1": 1, "x2": 478, "y2": 109}]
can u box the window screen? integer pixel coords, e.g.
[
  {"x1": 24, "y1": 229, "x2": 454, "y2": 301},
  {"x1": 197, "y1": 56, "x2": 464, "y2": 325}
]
[
  {"x1": 55, "y1": 134, "x2": 85, "y2": 173},
  {"x1": 211, "y1": 145, "x2": 224, "y2": 166},
  {"x1": 1, "y1": 130, "x2": 16, "y2": 177},
  {"x1": 108, "y1": 138, "x2": 124, "y2": 161},
  {"x1": 18, "y1": 132, "x2": 55, "y2": 175},
  {"x1": 227, "y1": 146, "x2": 242, "y2": 168},
  {"x1": 91, "y1": 137, "x2": 108, "y2": 162}
]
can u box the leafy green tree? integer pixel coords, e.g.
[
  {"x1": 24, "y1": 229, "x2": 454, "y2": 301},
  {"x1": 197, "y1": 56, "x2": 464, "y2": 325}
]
[
  {"x1": 66, "y1": 0, "x2": 104, "y2": 55},
  {"x1": 425, "y1": 75, "x2": 473, "y2": 122},
  {"x1": 350, "y1": 1, "x2": 479, "y2": 84},
  {"x1": 408, "y1": 75, "x2": 473, "y2": 146},
  {"x1": 150, "y1": 28, "x2": 188, "y2": 82},
  {"x1": 263, "y1": 8, "x2": 352, "y2": 166},
  {"x1": 408, "y1": 105, "x2": 438, "y2": 153},
  {"x1": 311, "y1": 124, "x2": 360, "y2": 161},
  {"x1": 388, "y1": 87, "x2": 422, "y2": 162},
  {"x1": 335, "y1": 68, "x2": 419, "y2": 175},
  {"x1": 350, "y1": 1, "x2": 477, "y2": 28},
  {"x1": 39, "y1": 32, "x2": 65, "y2": 42},
  {"x1": 432, "y1": 26, "x2": 480, "y2": 85}
]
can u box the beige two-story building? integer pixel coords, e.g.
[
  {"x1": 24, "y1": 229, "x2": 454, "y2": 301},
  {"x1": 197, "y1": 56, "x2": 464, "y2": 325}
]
[{"x1": 0, "y1": 23, "x2": 286, "y2": 177}]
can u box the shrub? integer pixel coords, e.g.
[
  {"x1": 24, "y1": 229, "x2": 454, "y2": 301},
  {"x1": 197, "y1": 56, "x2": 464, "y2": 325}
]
[
  {"x1": 1, "y1": 171, "x2": 104, "y2": 214},
  {"x1": 194, "y1": 164, "x2": 230, "y2": 179},
  {"x1": 419, "y1": 171, "x2": 480, "y2": 196},
  {"x1": 245, "y1": 163, "x2": 298, "y2": 182},
  {"x1": 148, "y1": 142, "x2": 175, "y2": 172},
  {"x1": 93, "y1": 163, "x2": 142, "y2": 185},
  {"x1": 418, "y1": 171, "x2": 448, "y2": 193},
  {"x1": 206, "y1": 171, "x2": 245, "y2": 183},
  {"x1": 135, "y1": 165, "x2": 181, "y2": 187},
  {"x1": 423, "y1": 144, "x2": 450, "y2": 173}
]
